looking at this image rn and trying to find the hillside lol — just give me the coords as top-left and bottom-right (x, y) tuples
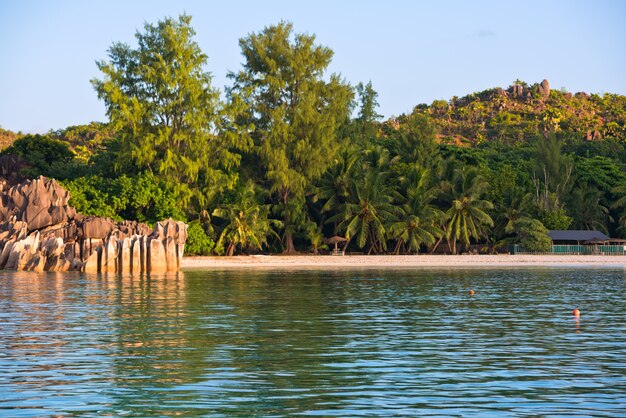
(407, 80), (626, 146)
(0, 127), (22, 150)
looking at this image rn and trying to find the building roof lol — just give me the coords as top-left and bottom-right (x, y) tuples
(548, 230), (609, 242)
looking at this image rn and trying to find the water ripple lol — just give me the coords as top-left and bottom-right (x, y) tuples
(0, 268), (625, 416)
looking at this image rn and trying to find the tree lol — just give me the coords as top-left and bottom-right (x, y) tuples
(513, 218), (552, 252)
(388, 113), (439, 170)
(213, 182), (279, 256)
(63, 172), (186, 223)
(355, 81), (382, 124)
(532, 135), (573, 211)
(185, 221), (215, 255)
(1, 134), (76, 179)
(92, 14), (245, 208)
(442, 167), (494, 253)
(228, 21), (353, 253)
(567, 183), (610, 232)
(312, 144), (360, 228)
(612, 185), (626, 236)
(354, 81), (382, 140)
(331, 169), (401, 254)
(388, 167), (443, 254)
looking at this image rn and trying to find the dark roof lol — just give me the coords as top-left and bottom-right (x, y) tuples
(548, 230), (609, 241)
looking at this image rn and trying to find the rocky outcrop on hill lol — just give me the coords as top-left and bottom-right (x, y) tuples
(0, 176), (187, 273)
(538, 79), (551, 99)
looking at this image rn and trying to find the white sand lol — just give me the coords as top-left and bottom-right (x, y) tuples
(182, 254), (626, 269)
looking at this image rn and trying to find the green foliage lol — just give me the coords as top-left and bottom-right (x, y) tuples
(442, 167), (494, 253)
(387, 113), (439, 169)
(413, 80), (626, 145)
(213, 181), (279, 256)
(185, 221), (215, 255)
(611, 185), (626, 236)
(228, 21), (353, 252)
(388, 166), (443, 254)
(352, 81), (382, 140)
(567, 183), (610, 232)
(514, 218), (552, 252)
(7, 20), (626, 257)
(0, 127), (22, 150)
(63, 172), (185, 224)
(537, 208), (573, 230)
(532, 136), (573, 209)
(0, 134), (78, 179)
(331, 169), (401, 254)
(92, 14), (246, 209)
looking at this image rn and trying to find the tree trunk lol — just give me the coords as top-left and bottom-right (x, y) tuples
(227, 242), (235, 257)
(284, 229), (296, 254)
(430, 235), (444, 254)
(394, 239), (402, 255)
(280, 187), (297, 254)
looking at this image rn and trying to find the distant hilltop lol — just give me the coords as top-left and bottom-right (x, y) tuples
(394, 79), (626, 146)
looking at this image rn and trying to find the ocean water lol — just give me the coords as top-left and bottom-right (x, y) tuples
(0, 267), (625, 416)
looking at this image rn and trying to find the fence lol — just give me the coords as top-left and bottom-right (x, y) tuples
(511, 244), (626, 255)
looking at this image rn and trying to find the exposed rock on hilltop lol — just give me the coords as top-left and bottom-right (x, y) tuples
(0, 175), (187, 273)
(538, 79), (550, 98)
(409, 79), (626, 145)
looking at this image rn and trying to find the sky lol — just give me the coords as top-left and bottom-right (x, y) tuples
(0, 0), (625, 133)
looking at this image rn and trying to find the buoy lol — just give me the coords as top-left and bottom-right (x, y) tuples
(469, 290), (475, 295)
(573, 309), (580, 317)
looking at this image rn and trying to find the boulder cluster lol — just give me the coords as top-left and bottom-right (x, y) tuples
(500, 79), (551, 101)
(0, 175), (187, 273)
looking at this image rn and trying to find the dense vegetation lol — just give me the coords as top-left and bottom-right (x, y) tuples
(1, 15), (625, 255)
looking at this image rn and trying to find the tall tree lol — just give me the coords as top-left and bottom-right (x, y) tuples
(92, 14), (245, 208)
(354, 81), (382, 140)
(532, 135), (573, 211)
(531, 135), (574, 229)
(228, 21), (353, 253)
(355, 81), (382, 124)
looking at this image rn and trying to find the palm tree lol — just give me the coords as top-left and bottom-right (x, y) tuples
(567, 183), (611, 233)
(313, 145), (360, 216)
(490, 186), (534, 251)
(388, 166), (443, 254)
(611, 184), (626, 236)
(443, 167), (494, 254)
(213, 182), (279, 256)
(331, 169), (401, 254)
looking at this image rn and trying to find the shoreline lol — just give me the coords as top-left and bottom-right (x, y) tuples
(182, 254), (626, 269)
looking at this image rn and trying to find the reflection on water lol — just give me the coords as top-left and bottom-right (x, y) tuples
(0, 268), (625, 415)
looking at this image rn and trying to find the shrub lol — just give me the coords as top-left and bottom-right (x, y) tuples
(185, 221), (215, 255)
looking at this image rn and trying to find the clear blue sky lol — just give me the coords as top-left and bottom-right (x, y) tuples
(1, 0), (625, 133)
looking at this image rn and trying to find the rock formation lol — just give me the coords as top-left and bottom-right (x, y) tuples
(0, 176), (187, 273)
(538, 79), (550, 99)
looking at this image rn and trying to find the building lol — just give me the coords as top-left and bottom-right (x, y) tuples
(547, 230), (626, 255)
(547, 230), (609, 245)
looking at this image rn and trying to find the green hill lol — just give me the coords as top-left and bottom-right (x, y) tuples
(407, 79), (626, 146)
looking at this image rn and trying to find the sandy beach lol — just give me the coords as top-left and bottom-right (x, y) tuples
(182, 254), (626, 269)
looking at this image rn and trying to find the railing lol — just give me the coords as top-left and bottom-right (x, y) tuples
(511, 244), (626, 255)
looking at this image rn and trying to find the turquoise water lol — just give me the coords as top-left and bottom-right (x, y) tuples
(0, 267), (625, 416)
